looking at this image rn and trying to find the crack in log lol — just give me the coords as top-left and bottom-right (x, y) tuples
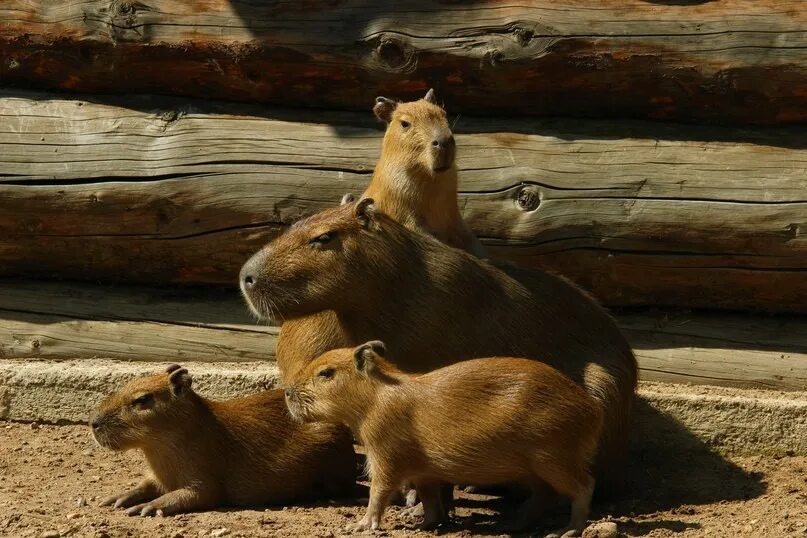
(0, 306), (272, 334)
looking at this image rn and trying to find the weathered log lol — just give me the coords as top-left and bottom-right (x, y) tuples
(0, 1), (805, 125)
(1, 280), (805, 390)
(0, 91), (805, 312)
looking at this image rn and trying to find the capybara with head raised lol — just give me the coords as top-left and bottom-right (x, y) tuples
(240, 199), (637, 489)
(285, 341), (603, 535)
(90, 365), (356, 516)
(363, 88), (484, 257)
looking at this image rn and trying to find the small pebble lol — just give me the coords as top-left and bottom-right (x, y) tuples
(30, 422), (39, 430)
(583, 521), (618, 538)
(66, 512), (81, 520)
(210, 529), (230, 538)
(41, 532), (60, 538)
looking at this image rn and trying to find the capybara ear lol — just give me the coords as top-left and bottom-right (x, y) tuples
(169, 368), (192, 395)
(424, 88), (438, 104)
(373, 97), (397, 123)
(355, 198), (377, 227)
(165, 364), (182, 374)
(353, 340), (386, 376)
(340, 193), (357, 206)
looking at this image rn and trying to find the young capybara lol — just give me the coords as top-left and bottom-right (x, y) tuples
(363, 88), (485, 257)
(240, 199), (637, 490)
(285, 341), (603, 536)
(90, 365), (356, 516)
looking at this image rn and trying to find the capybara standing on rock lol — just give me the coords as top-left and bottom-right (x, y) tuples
(240, 199), (637, 489)
(285, 341), (603, 536)
(90, 365), (356, 516)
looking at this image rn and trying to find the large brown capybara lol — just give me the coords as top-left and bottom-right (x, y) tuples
(240, 199), (637, 492)
(90, 365), (356, 516)
(286, 341), (603, 536)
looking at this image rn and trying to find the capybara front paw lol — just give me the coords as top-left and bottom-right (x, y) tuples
(347, 515), (378, 532)
(99, 492), (140, 509)
(124, 503), (164, 517)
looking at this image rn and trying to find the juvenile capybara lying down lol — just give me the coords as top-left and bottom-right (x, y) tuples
(285, 341), (603, 536)
(90, 365), (356, 516)
(240, 199), (637, 489)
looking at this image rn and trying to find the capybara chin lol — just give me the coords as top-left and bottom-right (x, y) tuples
(240, 199), (636, 491)
(89, 365), (356, 516)
(286, 341), (603, 536)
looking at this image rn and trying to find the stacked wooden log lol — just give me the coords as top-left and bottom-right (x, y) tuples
(0, 1), (805, 393)
(1, 91), (804, 312)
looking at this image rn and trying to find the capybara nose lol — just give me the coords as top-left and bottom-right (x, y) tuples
(239, 253), (261, 290)
(432, 135), (455, 149)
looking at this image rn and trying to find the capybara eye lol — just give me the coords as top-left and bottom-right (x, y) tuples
(131, 393), (154, 408)
(309, 232), (334, 246)
(400, 120), (410, 129)
(317, 368), (335, 380)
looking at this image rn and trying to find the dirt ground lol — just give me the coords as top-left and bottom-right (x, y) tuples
(0, 422), (805, 538)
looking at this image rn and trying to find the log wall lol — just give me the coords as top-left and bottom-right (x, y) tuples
(1, 280), (804, 391)
(0, 1), (805, 124)
(1, 92), (805, 312)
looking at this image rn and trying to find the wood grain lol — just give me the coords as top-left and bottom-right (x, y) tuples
(1, 91), (805, 312)
(1, 280), (804, 390)
(0, 1), (805, 124)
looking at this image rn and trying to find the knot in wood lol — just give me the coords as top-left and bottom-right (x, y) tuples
(377, 38), (407, 69)
(514, 28), (534, 47)
(515, 186), (541, 211)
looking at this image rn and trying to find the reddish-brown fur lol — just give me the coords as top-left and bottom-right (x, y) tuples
(240, 200), (637, 490)
(90, 365), (356, 516)
(276, 90), (483, 387)
(285, 342), (603, 535)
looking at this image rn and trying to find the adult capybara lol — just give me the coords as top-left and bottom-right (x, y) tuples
(286, 341), (603, 536)
(90, 365), (356, 516)
(240, 199), (637, 489)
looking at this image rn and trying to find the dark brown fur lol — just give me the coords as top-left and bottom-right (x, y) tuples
(90, 365), (356, 516)
(286, 342), (603, 535)
(240, 201), (637, 489)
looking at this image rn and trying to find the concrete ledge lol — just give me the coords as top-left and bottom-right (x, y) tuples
(1, 359), (805, 456)
(0, 359), (280, 424)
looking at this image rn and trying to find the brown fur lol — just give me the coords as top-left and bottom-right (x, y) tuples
(240, 201), (637, 490)
(276, 90), (483, 387)
(364, 89), (484, 256)
(286, 342), (603, 534)
(89, 365), (356, 516)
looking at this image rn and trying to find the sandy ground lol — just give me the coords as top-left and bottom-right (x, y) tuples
(0, 422), (805, 538)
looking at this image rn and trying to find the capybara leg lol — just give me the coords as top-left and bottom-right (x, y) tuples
(123, 487), (209, 517)
(499, 483), (543, 532)
(99, 479), (160, 509)
(415, 482), (449, 530)
(544, 474), (595, 538)
(348, 478), (396, 532)
(405, 487), (419, 507)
